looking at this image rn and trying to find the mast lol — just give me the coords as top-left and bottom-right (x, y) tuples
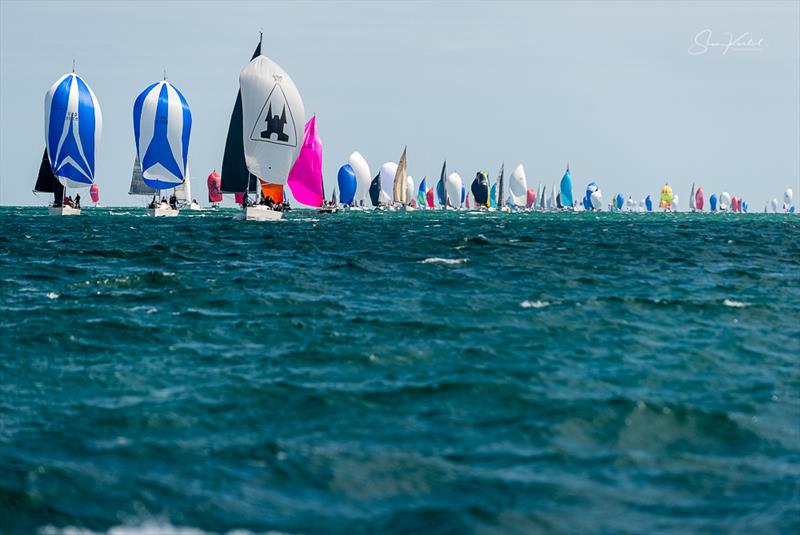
(498, 163), (505, 208)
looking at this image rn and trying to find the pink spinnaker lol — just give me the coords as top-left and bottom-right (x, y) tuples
(695, 187), (704, 211)
(287, 116), (323, 207)
(207, 171), (223, 203)
(90, 183), (99, 204)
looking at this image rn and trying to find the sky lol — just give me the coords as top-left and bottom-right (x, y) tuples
(1, 0), (798, 207)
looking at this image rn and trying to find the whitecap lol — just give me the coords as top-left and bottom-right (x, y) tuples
(38, 522), (285, 535)
(520, 300), (550, 309)
(46, 292), (59, 300)
(419, 257), (467, 265)
(723, 299), (749, 308)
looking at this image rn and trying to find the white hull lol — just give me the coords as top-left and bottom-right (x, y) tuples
(185, 202), (203, 211)
(49, 206), (81, 216)
(237, 205), (283, 221)
(148, 206), (180, 217)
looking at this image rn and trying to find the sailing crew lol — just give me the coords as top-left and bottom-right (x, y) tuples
(75, 194), (81, 208)
(169, 194), (177, 209)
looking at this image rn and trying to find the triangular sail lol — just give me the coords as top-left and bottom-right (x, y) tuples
(436, 160), (448, 207)
(368, 173), (381, 206)
(34, 148), (62, 200)
(129, 156), (157, 195)
(497, 163), (505, 208)
(392, 146), (408, 205)
(221, 42), (261, 193)
(689, 182), (696, 210)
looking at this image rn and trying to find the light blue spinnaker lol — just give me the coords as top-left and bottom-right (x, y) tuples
(559, 164), (573, 208)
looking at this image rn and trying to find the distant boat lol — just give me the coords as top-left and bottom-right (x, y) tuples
(695, 186), (704, 211)
(90, 183), (100, 206)
(770, 198), (779, 213)
(550, 183), (558, 210)
(560, 164), (573, 208)
(526, 188), (536, 209)
(380, 161), (397, 206)
(689, 182), (696, 211)
(460, 183), (466, 208)
(426, 187), (434, 208)
(719, 191), (731, 211)
(337, 164), (357, 206)
(391, 146), (409, 207)
(539, 183), (546, 210)
(436, 161), (448, 208)
(659, 183), (673, 211)
(784, 188), (794, 212)
(645, 194), (653, 212)
(710, 193), (718, 212)
(368, 172), (381, 207)
(615, 193), (624, 211)
(287, 116), (324, 209)
(590, 189), (603, 210)
(471, 171), (489, 207)
(497, 163), (506, 210)
(207, 171), (222, 207)
(42, 70), (103, 215)
(417, 177), (427, 208)
(133, 78), (192, 217)
(508, 165), (527, 209)
(445, 172), (463, 209)
(348, 152), (371, 207)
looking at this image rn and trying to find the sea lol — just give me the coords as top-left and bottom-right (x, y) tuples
(1, 206), (798, 534)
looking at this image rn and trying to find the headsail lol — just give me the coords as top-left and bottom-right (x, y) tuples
(129, 156), (157, 195)
(436, 160), (448, 207)
(497, 163), (505, 208)
(34, 148), (63, 200)
(392, 146), (408, 205)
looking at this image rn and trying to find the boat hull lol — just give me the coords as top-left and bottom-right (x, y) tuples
(48, 206), (81, 216)
(237, 206), (283, 221)
(147, 206), (180, 217)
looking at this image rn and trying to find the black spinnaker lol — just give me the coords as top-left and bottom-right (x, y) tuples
(368, 173), (381, 206)
(471, 171), (489, 206)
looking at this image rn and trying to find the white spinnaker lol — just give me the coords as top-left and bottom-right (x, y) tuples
(785, 188), (794, 207)
(590, 190), (603, 210)
(719, 191), (731, 211)
(445, 172), (463, 209)
(770, 198), (779, 213)
(672, 194), (679, 210)
(380, 162), (397, 204)
(406, 175), (415, 204)
(348, 152), (372, 203)
(240, 54), (305, 184)
(509, 165), (527, 197)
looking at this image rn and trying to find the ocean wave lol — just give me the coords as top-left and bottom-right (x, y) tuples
(723, 299), (750, 308)
(39, 523), (288, 535)
(520, 300), (550, 309)
(419, 257), (467, 265)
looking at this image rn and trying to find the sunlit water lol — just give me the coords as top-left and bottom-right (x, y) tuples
(1, 206), (798, 534)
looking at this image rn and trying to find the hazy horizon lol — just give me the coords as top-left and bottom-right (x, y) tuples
(1, 0), (798, 208)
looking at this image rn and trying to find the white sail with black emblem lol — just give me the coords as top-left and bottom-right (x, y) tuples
(240, 53), (305, 184)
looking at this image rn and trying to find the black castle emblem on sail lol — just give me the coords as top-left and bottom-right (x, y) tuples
(249, 84), (297, 147)
(261, 104), (289, 142)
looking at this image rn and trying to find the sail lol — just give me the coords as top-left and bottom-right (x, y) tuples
(45, 72), (102, 188)
(34, 148), (61, 197)
(287, 116), (323, 207)
(689, 182), (696, 210)
(785, 188), (794, 208)
(239, 49), (305, 183)
(129, 156), (157, 195)
(590, 190), (603, 210)
(509, 165), (527, 197)
(133, 80), (191, 190)
(489, 182), (498, 208)
(261, 181), (284, 203)
(417, 177), (427, 206)
(526, 188), (536, 208)
(391, 147), (408, 205)
(615, 193), (624, 210)
(497, 163), (505, 208)
(426, 187), (434, 208)
(710, 193), (718, 211)
(539, 184), (546, 209)
(560, 165), (573, 207)
(719, 191), (731, 211)
(445, 172), (463, 208)
(337, 164), (357, 205)
(460, 184), (466, 206)
(436, 161), (448, 207)
(221, 42), (260, 193)
(207, 171), (223, 203)
(471, 172), (489, 206)
(175, 171), (192, 201)
(695, 187), (704, 211)
(368, 173), (381, 206)
(348, 152), (371, 204)
(731, 196), (739, 212)
(90, 183), (99, 204)
(405, 175), (414, 204)
(645, 194), (653, 212)
(379, 162), (397, 204)
(659, 184), (673, 208)
(550, 183), (557, 209)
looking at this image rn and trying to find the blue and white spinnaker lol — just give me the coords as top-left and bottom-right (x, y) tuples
(133, 81), (192, 190)
(45, 72), (103, 188)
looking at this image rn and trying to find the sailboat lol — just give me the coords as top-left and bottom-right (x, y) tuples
(560, 163), (573, 209)
(416, 177), (427, 209)
(175, 165), (202, 210)
(392, 146), (410, 209)
(207, 171), (223, 208)
(497, 163), (508, 212)
(337, 163), (357, 207)
(695, 186), (704, 211)
(226, 34), (305, 221)
(42, 70), (103, 215)
(133, 77), (192, 217)
(508, 165), (527, 210)
(128, 155), (157, 202)
(287, 116), (327, 212)
(348, 152), (371, 209)
(436, 161), (449, 209)
(368, 172), (382, 208)
(659, 183), (674, 211)
(445, 172), (463, 209)
(90, 184), (100, 207)
(689, 182), (696, 211)
(471, 171), (489, 209)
